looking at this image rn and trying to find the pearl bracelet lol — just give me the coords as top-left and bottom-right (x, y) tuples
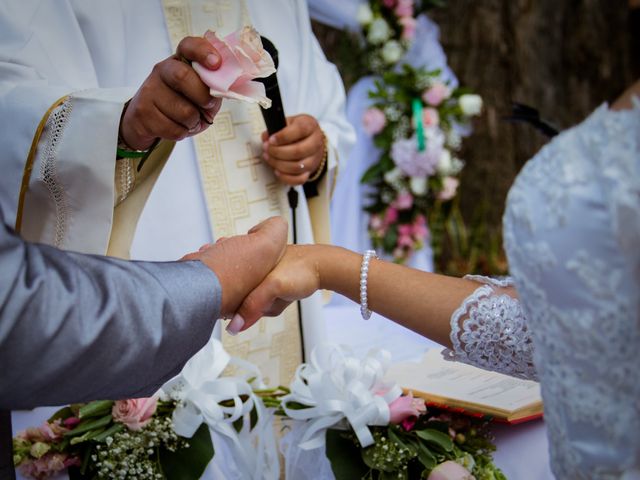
(360, 249), (377, 320)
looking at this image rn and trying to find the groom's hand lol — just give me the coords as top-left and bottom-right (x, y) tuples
(181, 217), (288, 320)
(120, 36), (223, 151)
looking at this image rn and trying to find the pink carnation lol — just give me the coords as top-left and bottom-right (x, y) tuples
(112, 396), (158, 431)
(362, 107), (387, 135)
(437, 176), (460, 201)
(394, 0), (414, 18)
(398, 16), (417, 40)
(193, 27), (276, 108)
(428, 461), (476, 480)
(388, 391), (426, 425)
(422, 83), (451, 107)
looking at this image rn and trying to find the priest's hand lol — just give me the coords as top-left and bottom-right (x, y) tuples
(261, 114), (325, 186)
(180, 217), (288, 322)
(119, 36), (223, 151)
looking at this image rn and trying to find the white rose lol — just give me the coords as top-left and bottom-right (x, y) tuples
(410, 176), (428, 196)
(381, 40), (403, 64)
(384, 167), (404, 184)
(356, 4), (373, 25)
(437, 149), (453, 176)
(459, 94), (483, 116)
(451, 157), (465, 175)
(367, 18), (391, 44)
(446, 129), (462, 150)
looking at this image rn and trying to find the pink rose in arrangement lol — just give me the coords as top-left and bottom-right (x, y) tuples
(193, 27), (276, 108)
(394, 0), (414, 18)
(112, 396), (158, 431)
(423, 107), (440, 127)
(19, 453), (80, 480)
(362, 107), (387, 135)
(384, 206), (399, 224)
(422, 82), (451, 107)
(398, 16), (417, 40)
(427, 460), (476, 480)
(388, 391), (427, 425)
(437, 176), (460, 201)
(393, 191), (414, 210)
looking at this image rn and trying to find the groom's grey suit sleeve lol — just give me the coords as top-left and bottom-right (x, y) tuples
(0, 209), (222, 409)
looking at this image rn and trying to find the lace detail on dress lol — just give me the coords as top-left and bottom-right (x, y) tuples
(40, 99), (73, 247)
(114, 158), (136, 205)
(443, 278), (537, 381)
(503, 101), (640, 478)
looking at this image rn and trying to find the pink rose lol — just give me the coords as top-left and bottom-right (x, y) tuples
(437, 176), (459, 201)
(422, 83), (451, 107)
(193, 27), (276, 108)
(384, 206), (399, 225)
(388, 391), (426, 425)
(427, 461), (476, 480)
(393, 191), (414, 210)
(112, 396), (158, 431)
(397, 234), (414, 248)
(395, 0), (414, 18)
(398, 16), (417, 40)
(423, 108), (440, 127)
(362, 107), (387, 135)
(370, 214), (384, 231)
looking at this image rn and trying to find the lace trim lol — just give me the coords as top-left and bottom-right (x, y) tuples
(40, 99), (73, 247)
(444, 281), (537, 381)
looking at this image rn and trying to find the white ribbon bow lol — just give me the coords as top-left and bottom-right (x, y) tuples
(281, 344), (402, 450)
(162, 339), (278, 480)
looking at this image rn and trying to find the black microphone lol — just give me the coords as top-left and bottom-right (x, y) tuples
(257, 36), (287, 135)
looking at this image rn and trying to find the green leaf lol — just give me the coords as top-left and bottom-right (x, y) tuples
(325, 429), (369, 480)
(92, 423), (124, 442)
(361, 162), (384, 184)
(47, 406), (75, 423)
(159, 423), (214, 480)
(64, 415), (112, 437)
(78, 400), (114, 419)
(416, 442), (437, 470)
(415, 429), (454, 452)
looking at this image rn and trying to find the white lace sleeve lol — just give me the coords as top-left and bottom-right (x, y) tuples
(442, 275), (537, 381)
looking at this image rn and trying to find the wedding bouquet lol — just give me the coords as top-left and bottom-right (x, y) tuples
(13, 343), (503, 480)
(361, 64), (482, 263)
(12, 398), (213, 480)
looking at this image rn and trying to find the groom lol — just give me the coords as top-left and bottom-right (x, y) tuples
(0, 213), (287, 479)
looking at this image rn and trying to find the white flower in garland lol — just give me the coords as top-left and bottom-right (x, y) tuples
(356, 4), (374, 25)
(381, 40), (403, 64)
(459, 94), (484, 116)
(410, 176), (428, 196)
(367, 18), (392, 44)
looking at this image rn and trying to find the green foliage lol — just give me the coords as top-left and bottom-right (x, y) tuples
(159, 423), (215, 480)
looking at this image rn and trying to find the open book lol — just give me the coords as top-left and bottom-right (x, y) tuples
(385, 349), (543, 424)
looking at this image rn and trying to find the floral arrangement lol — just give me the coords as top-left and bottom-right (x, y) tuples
(12, 397), (214, 480)
(13, 343), (503, 480)
(361, 64), (482, 263)
(325, 404), (506, 480)
(355, 0), (446, 74)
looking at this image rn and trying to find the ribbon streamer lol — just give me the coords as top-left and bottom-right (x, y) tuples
(281, 344), (402, 450)
(162, 339), (279, 480)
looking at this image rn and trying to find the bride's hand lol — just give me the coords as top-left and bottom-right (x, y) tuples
(234, 245), (322, 331)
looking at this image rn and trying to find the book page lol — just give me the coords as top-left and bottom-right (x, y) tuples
(385, 349), (541, 413)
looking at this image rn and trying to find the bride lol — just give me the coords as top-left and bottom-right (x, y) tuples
(231, 80), (640, 479)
